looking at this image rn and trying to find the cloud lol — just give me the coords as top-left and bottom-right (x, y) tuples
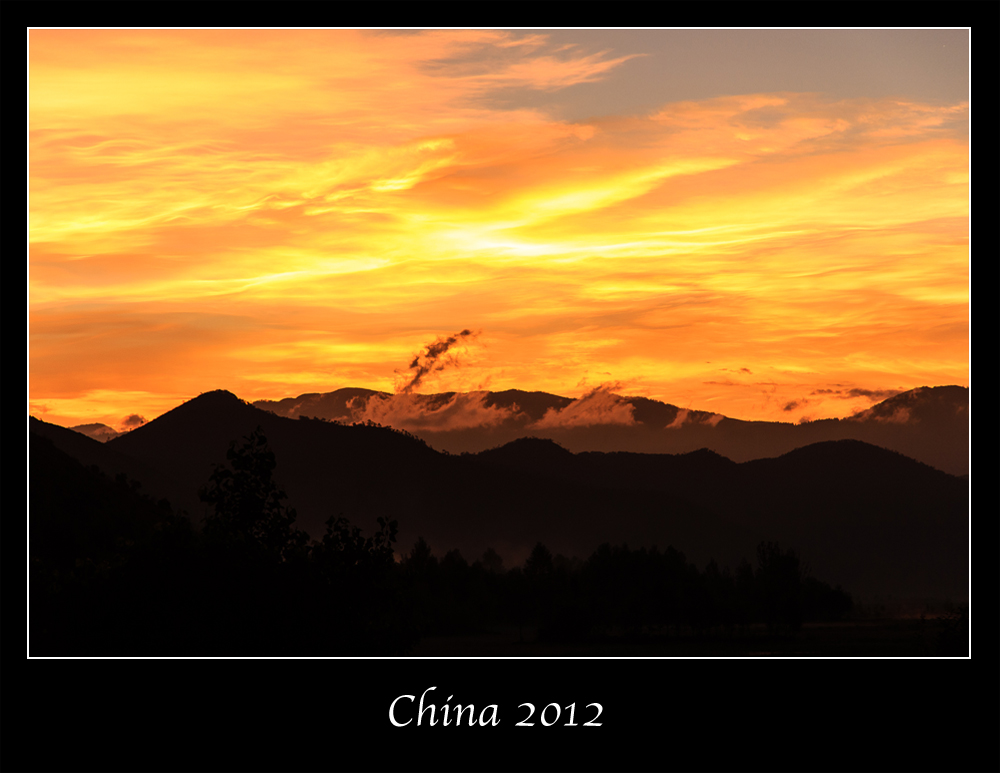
(348, 390), (521, 432)
(667, 408), (725, 429)
(848, 387), (923, 424)
(666, 408), (690, 429)
(851, 405), (912, 424)
(845, 388), (903, 401)
(397, 329), (479, 395)
(119, 413), (146, 432)
(29, 30), (968, 428)
(531, 384), (636, 429)
(809, 387), (903, 401)
(120, 413), (147, 429)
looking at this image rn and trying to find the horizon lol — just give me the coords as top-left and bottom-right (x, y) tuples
(32, 381), (966, 436)
(29, 30), (969, 435)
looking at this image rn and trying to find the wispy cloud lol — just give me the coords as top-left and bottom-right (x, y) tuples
(531, 384), (636, 429)
(349, 391), (521, 432)
(29, 30), (968, 428)
(397, 329), (478, 395)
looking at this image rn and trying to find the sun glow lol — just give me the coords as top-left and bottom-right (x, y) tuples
(30, 30), (968, 429)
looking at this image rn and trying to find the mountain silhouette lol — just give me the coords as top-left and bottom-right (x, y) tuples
(68, 423), (121, 442)
(249, 385), (968, 475)
(29, 416), (195, 516)
(32, 388), (967, 600)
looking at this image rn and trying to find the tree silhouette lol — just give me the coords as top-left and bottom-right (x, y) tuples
(199, 427), (308, 560)
(755, 541), (804, 631)
(524, 542), (554, 578)
(480, 547), (504, 574)
(312, 514), (398, 577)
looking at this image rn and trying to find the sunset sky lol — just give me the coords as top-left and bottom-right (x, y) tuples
(28, 29), (969, 431)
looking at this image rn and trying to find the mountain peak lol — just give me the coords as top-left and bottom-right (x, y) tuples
(477, 436), (575, 468)
(187, 389), (245, 407)
(163, 389), (260, 418)
(109, 389), (262, 448)
(849, 385), (968, 425)
(69, 423), (122, 442)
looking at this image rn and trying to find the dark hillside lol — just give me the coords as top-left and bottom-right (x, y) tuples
(249, 384), (968, 474)
(29, 416), (193, 516)
(35, 391), (968, 601)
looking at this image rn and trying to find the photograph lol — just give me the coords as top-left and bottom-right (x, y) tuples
(29, 29), (969, 663)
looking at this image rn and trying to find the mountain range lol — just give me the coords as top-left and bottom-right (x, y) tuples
(73, 385), (969, 475)
(30, 386), (968, 600)
(255, 384), (969, 475)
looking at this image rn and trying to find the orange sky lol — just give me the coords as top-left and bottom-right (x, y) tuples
(29, 29), (969, 430)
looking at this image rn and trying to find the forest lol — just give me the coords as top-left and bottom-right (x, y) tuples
(32, 427), (965, 657)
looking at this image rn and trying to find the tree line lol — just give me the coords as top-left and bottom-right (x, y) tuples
(31, 428), (852, 656)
